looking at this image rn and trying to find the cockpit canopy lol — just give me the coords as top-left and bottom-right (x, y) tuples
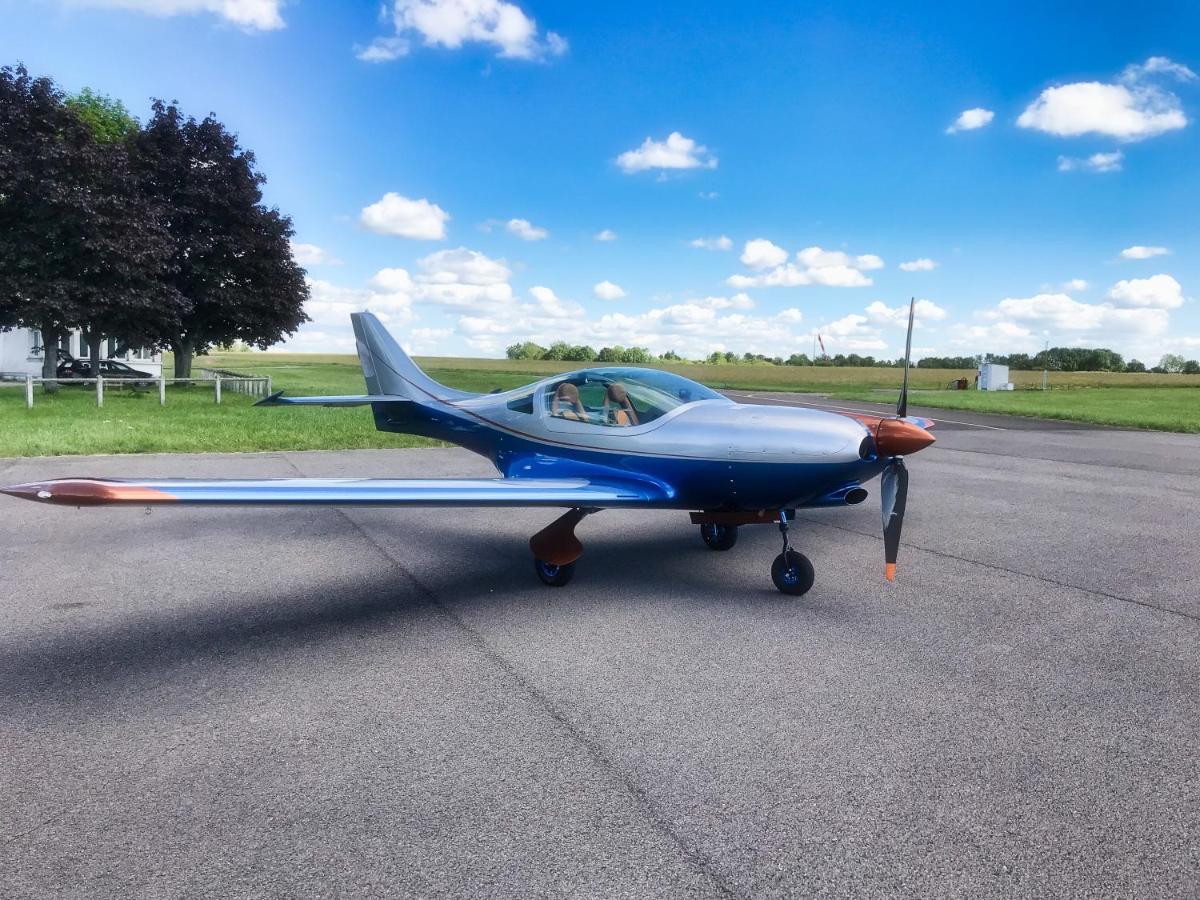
(543, 367), (723, 428)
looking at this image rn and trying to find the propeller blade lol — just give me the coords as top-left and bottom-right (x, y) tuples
(880, 458), (909, 581)
(897, 297), (915, 419)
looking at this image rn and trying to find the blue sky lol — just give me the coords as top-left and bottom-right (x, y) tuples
(4, 0), (1198, 362)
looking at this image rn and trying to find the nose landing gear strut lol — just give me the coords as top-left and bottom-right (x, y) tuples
(770, 510), (815, 596)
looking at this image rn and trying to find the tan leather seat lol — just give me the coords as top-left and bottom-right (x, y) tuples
(551, 382), (587, 421)
(603, 383), (639, 426)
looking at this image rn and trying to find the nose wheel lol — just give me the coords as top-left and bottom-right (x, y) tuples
(534, 558), (576, 587)
(771, 511), (814, 596)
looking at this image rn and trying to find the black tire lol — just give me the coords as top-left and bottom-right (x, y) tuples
(534, 558), (575, 587)
(699, 522), (739, 551)
(771, 550), (815, 596)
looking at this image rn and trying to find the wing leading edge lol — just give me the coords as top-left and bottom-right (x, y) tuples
(1, 476), (668, 508)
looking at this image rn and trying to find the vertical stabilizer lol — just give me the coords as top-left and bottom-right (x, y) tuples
(351, 313), (475, 403)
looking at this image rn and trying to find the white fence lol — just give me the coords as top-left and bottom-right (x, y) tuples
(0, 373), (271, 408)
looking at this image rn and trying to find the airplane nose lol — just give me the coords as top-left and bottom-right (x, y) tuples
(875, 418), (935, 457)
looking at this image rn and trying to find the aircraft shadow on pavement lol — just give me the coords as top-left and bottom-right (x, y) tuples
(0, 525), (850, 710)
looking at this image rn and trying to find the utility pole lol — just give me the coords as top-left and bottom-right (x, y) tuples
(1041, 338), (1049, 391)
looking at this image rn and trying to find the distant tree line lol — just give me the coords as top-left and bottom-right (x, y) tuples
(0, 63), (309, 385)
(508, 338), (1199, 374)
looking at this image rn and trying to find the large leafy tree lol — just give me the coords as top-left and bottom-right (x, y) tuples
(134, 102), (309, 377)
(0, 66), (177, 386)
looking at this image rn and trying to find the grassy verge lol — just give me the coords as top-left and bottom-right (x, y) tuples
(2, 353), (1198, 457)
(843, 387), (1200, 432)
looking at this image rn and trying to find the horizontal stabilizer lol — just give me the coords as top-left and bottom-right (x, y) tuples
(2, 476), (668, 508)
(255, 391), (410, 407)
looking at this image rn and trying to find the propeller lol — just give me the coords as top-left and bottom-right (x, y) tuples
(880, 298), (921, 582)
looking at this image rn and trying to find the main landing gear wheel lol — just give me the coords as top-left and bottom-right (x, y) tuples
(771, 550), (815, 596)
(699, 522), (739, 551)
(534, 558), (575, 587)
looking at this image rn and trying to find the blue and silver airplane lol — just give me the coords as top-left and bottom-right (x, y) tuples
(2, 303), (935, 595)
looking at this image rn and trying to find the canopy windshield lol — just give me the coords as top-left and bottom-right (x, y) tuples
(545, 368), (723, 428)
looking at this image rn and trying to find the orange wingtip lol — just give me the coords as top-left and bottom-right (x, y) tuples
(885, 562), (896, 582)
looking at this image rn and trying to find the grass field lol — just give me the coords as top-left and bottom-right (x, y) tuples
(1, 351), (1198, 457)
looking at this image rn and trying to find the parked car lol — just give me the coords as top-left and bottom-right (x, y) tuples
(58, 359), (156, 387)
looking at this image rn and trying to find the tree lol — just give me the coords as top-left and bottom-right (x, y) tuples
(65, 87), (179, 379)
(1126, 359), (1146, 373)
(134, 101), (308, 377)
(1183, 360), (1200, 375)
(0, 66), (175, 390)
(1159, 353), (1186, 374)
(65, 88), (138, 143)
(563, 344), (597, 361)
(505, 340), (545, 360)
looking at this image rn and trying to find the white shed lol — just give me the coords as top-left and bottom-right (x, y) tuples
(977, 363), (1013, 391)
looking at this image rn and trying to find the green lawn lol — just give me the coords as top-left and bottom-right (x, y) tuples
(2, 353), (1198, 457)
(848, 387), (1200, 433)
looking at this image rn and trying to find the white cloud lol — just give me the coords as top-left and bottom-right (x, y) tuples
(1057, 151), (1123, 173)
(1106, 274), (1184, 309)
(690, 235), (733, 251)
(360, 192), (450, 239)
(945, 107), (994, 134)
(616, 131), (717, 174)
(356, 37), (410, 62)
(290, 242), (341, 267)
(369, 267), (415, 293)
(991, 292), (1170, 335)
(527, 286), (583, 319)
(69, 0), (284, 30)
(1121, 245), (1170, 259)
(1018, 56), (1195, 141)
(865, 299), (947, 325)
(594, 229), (618, 242)
(731, 243), (883, 289)
(364, 0), (567, 62)
(740, 238), (788, 270)
(899, 258), (937, 272)
(409, 247), (513, 309)
(593, 280), (627, 301)
(1062, 278), (1089, 292)
(698, 191), (719, 200)
(505, 217), (548, 241)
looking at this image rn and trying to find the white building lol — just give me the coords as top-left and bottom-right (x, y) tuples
(0, 327), (163, 377)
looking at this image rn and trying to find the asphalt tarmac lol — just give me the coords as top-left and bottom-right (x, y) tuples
(2, 397), (1198, 898)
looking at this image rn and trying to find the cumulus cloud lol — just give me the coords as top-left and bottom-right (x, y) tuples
(359, 0), (567, 62)
(1121, 245), (1170, 259)
(865, 299), (947, 326)
(988, 292), (1170, 336)
(594, 229), (618, 242)
(740, 239), (788, 270)
(945, 107), (994, 134)
(505, 217), (548, 241)
(730, 243), (883, 289)
(527, 286), (583, 319)
(899, 258), (937, 272)
(290, 242), (341, 267)
(1057, 151), (1123, 173)
(1062, 279), (1089, 292)
(616, 132), (717, 174)
(690, 235), (733, 251)
(1106, 274), (1184, 309)
(360, 192), (450, 240)
(593, 280), (627, 301)
(67, 0), (285, 30)
(1018, 56), (1195, 141)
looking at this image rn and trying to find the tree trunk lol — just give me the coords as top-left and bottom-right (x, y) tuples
(40, 325), (60, 395)
(174, 338), (193, 379)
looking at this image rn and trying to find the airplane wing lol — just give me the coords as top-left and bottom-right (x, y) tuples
(254, 391), (409, 407)
(1, 476), (670, 508)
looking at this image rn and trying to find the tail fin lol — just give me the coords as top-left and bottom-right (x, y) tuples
(351, 312), (475, 403)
